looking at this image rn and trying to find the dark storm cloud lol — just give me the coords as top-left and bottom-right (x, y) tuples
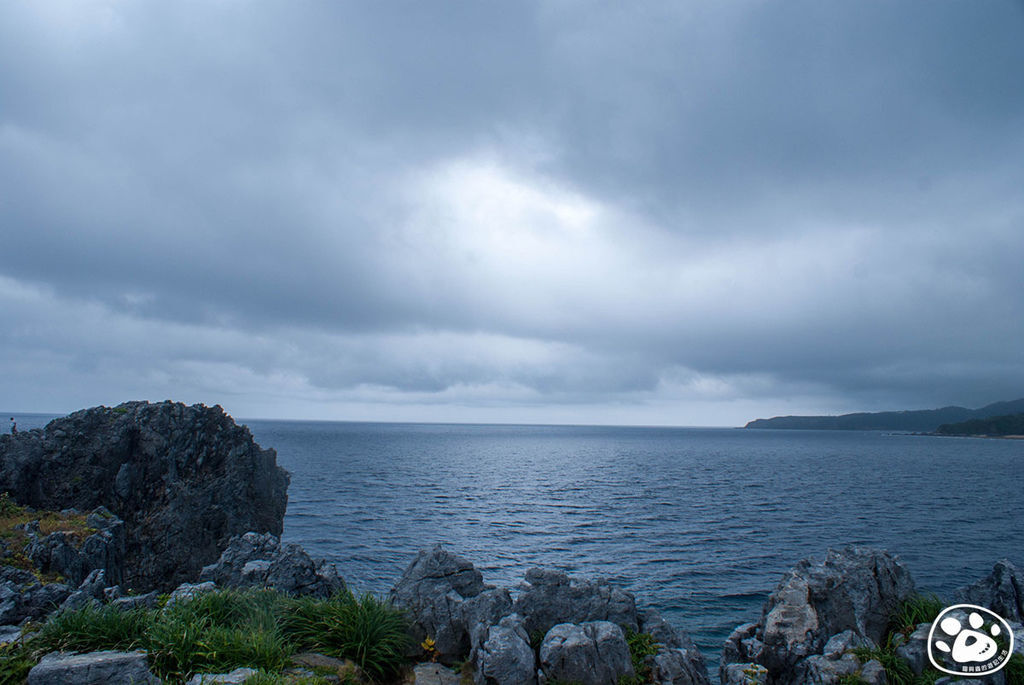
(1, 1), (1023, 423)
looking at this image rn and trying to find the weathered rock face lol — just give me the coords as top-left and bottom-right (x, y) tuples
(389, 545), (500, 662)
(473, 614), (536, 685)
(27, 650), (160, 685)
(721, 547), (915, 685)
(0, 401), (289, 591)
(956, 559), (1024, 623)
(392, 546), (708, 685)
(513, 567), (639, 637)
(25, 507), (126, 587)
(0, 566), (72, 625)
(538, 621), (635, 685)
(198, 532), (344, 598)
(639, 607), (710, 685)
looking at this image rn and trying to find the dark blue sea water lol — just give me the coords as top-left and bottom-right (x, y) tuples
(7, 413), (1022, 666)
(239, 420), (1023, 666)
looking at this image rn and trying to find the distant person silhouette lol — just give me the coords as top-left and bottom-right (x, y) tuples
(8, 418), (15, 435)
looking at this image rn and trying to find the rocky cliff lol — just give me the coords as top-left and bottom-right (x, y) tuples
(0, 401), (289, 591)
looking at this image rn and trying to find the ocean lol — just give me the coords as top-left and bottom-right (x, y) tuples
(243, 420), (1023, 666)
(9, 413), (1022, 666)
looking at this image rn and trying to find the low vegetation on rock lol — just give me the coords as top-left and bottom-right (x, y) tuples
(0, 587), (409, 684)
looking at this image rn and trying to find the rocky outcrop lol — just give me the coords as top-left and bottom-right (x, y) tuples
(538, 621), (634, 685)
(513, 567), (639, 637)
(473, 614), (536, 685)
(27, 650), (159, 684)
(390, 546), (510, 662)
(0, 401), (289, 591)
(638, 607), (709, 685)
(0, 566), (72, 625)
(24, 507), (125, 587)
(956, 559), (1024, 623)
(198, 532), (344, 598)
(720, 546), (915, 685)
(392, 546), (709, 685)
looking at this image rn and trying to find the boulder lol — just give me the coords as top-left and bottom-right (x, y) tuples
(165, 581), (216, 608)
(721, 547), (915, 684)
(185, 667), (258, 684)
(473, 614), (536, 685)
(538, 621), (634, 685)
(721, 663), (769, 685)
(198, 532), (344, 597)
(513, 567), (639, 637)
(860, 659), (888, 685)
(893, 623), (930, 676)
(0, 401), (289, 592)
(389, 545), (491, 661)
(27, 650), (159, 684)
(956, 560), (1024, 622)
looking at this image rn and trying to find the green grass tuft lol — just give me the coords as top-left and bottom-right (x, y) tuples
(888, 594), (945, 638)
(278, 590), (409, 680)
(617, 630), (659, 685)
(36, 603), (150, 653)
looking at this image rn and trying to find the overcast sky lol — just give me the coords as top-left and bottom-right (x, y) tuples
(2, 1), (1023, 426)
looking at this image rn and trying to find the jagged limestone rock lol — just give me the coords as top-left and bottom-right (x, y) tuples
(538, 621), (634, 685)
(198, 532), (344, 597)
(27, 650), (159, 685)
(0, 401), (289, 591)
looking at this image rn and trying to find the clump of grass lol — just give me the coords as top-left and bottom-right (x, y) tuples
(850, 594), (949, 685)
(852, 639), (915, 685)
(888, 594), (945, 638)
(617, 630), (659, 684)
(36, 602), (150, 653)
(278, 590), (409, 680)
(148, 588), (293, 681)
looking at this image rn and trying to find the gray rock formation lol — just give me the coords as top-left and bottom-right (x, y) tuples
(639, 608), (710, 685)
(0, 566), (72, 625)
(60, 568), (110, 612)
(538, 621), (634, 685)
(389, 545), (495, 662)
(0, 401), (290, 591)
(859, 659), (888, 685)
(956, 559), (1024, 623)
(392, 545), (707, 684)
(27, 650), (159, 684)
(185, 667), (258, 684)
(513, 567), (639, 637)
(721, 662), (769, 685)
(721, 547), (915, 685)
(165, 581), (216, 608)
(473, 614), (536, 685)
(198, 532), (344, 597)
(892, 623), (930, 676)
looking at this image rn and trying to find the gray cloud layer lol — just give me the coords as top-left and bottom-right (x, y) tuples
(2, 1), (1023, 425)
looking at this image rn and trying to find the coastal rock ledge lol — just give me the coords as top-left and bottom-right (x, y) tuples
(0, 401), (289, 591)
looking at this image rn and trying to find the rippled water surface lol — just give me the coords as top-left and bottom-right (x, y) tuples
(241, 420), (1024, 663)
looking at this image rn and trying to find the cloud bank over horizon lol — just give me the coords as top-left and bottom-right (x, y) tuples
(2, 1), (1023, 426)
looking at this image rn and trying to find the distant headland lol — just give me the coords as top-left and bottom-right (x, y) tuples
(744, 397), (1024, 432)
